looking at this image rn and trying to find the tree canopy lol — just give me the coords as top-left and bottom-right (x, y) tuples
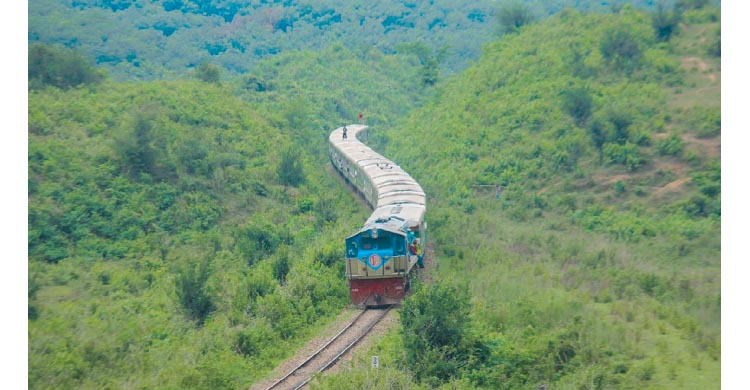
(28, 43), (104, 89)
(28, 2), (721, 389)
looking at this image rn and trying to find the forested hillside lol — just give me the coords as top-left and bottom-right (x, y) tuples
(29, 0), (498, 80)
(30, 0), (677, 80)
(27, 45), (428, 388)
(28, 1), (721, 389)
(315, 4), (721, 390)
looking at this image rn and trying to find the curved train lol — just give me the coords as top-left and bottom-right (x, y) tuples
(328, 125), (426, 306)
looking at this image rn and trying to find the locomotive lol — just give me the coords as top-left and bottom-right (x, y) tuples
(328, 125), (426, 306)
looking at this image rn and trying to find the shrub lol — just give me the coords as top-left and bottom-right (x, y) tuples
(114, 109), (176, 182)
(603, 142), (642, 171)
(588, 117), (609, 160)
(255, 293), (303, 339)
(272, 246), (291, 284)
(175, 258), (215, 325)
(613, 181), (626, 195)
(400, 282), (487, 384)
(682, 7), (720, 23)
(691, 162), (720, 198)
(277, 146), (305, 187)
(686, 107), (720, 138)
(606, 107), (633, 144)
(233, 219), (283, 265)
(680, 194), (716, 217)
(233, 320), (275, 357)
(657, 133), (685, 156)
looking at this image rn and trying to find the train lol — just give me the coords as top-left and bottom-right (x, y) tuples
(328, 124), (426, 307)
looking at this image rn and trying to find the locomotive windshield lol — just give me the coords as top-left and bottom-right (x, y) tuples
(360, 236), (392, 250)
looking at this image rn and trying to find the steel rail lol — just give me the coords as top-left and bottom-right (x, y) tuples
(291, 306), (393, 390)
(264, 308), (370, 390)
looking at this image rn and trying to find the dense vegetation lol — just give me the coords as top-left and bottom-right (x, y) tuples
(314, 4), (720, 390)
(29, 0), (693, 80)
(28, 1), (720, 389)
(29, 0), (498, 80)
(27, 43), (430, 388)
(28, 82), (349, 388)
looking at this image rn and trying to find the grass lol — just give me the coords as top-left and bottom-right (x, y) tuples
(420, 196), (719, 388)
(667, 19), (721, 111)
(292, 9), (723, 389)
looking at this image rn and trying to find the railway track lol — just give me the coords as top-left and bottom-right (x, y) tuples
(262, 306), (393, 390)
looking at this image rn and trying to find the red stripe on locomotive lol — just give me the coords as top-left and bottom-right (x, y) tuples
(349, 277), (406, 306)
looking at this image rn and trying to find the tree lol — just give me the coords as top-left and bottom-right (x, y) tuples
(28, 43), (104, 90)
(395, 42), (446, 87)
(115, 109), (174, 181)
(272, 246), (291, 284)
(707, 27), (720, 57)
(561, 86), (593, 127)
(606, 107), (633, 144)
(600, 27), (643, 73)
(277, 146), (305, 187)
(127, 115), (158, 176)
(496, 1), (534, 35)
(421, 57), (439, 86)
(588, 117), (608, 162)
(195, 62), (221, 84)
(651, 2), (682, 42)
(175, 257), (215, 325)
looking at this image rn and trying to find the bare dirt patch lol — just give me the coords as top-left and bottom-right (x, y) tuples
(647, 157), (693, 197)
(683, 133), (721, 159)
(681, 56), (709, 72)
(681, 56), (717, 82)
(652, 159), (689, 178)
(654, 177), (692, 197)
(595, 172), (632, 186)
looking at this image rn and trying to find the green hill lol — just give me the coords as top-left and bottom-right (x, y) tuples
(315, 5), (720, 390)
(27, 40), (437, 387)
(27, 3), (721, 390)
(29, 0), (684, 80)
(28, 0), (499, 79)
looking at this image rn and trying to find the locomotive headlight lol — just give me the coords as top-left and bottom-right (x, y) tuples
(372, 228), (378, 238)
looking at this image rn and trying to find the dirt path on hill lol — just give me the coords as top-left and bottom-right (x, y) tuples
(681, 56), (716, 82)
